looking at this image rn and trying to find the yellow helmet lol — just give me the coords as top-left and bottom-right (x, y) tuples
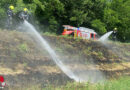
(24, 8), (28, 12)
(9, 5), (14, 10)
(114, 27), (117, 30)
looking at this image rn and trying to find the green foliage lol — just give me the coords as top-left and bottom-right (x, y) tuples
(43, 32), (57, 37)
(18, 76), (130, 90)
(0, 7), (6, 27)
(70, 10), (87, 26)
(0, 7), (5, 18)
(19, 43), (28, 52)
(33, 0), (45, 11)
(83, 47), (92, 56)
(92, 19), (107, 35)
(103, 8), (120, 29)
(49, 17), (59, 33)
(97, 51), (104, 59)
(0, 0), (129, 41)
(15, 0), (25, 12)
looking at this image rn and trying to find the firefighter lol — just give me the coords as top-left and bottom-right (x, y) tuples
(0, 75), (6, 89)
(19, 8), (29, 21)
(7, 5), (15, 29)
(112, 27), (117, 41)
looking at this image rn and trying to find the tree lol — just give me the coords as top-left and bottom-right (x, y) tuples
(91, 19), (107, 35)
(0, 0), (129, 41)
(103, 8), (120, 30)
(110, 0), (130, 41)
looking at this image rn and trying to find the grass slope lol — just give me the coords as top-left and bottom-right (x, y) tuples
(13, 76), (130, 90)
(0, 30), (129, 89)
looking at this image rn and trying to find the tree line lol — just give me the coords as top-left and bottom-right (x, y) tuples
(0, 0), (129, 41)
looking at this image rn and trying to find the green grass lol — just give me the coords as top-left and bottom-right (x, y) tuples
(19, 43), (28, 52)
(42, 32), (57, 36)
(16, 76), (130, 90)
(47, 76), (130, 90)
(97, 51), (104, 59)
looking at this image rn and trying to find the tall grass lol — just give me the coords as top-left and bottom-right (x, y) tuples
(10, 76), (130, 90)
(49, 76), (130, 90)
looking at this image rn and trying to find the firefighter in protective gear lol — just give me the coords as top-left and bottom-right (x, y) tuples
(0, 75), (6, 88)
(19, 8), (29, 21)
(7, 5), (15, 29)
(112, 27), (117, 41)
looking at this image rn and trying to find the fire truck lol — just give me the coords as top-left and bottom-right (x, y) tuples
(62, 25), (98, 40)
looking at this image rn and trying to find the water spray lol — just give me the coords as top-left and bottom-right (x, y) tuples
(99, 31), (113, 43)
(21, 20), (105, 83)
(22, 21), (84, 82)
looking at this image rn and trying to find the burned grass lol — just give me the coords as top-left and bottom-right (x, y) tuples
(0, 30), (129, 89)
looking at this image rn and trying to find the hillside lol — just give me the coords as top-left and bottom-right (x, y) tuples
(0, 30), (130, 89)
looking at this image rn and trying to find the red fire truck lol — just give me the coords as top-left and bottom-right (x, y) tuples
(62, 25), (98, 40)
